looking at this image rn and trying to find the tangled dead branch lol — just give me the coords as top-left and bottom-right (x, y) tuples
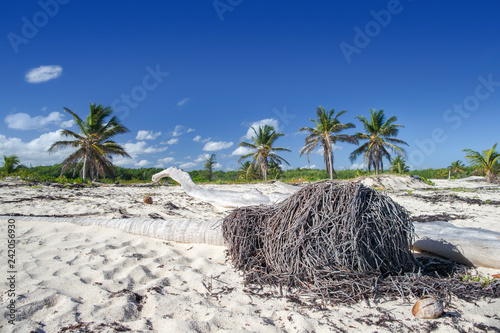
(222, 181), (500, 306)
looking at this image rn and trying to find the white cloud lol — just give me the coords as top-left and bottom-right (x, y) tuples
(231, 146), (254, 156)
(25, 65), (62, 83)
(136, 130), (162, 140)
(0, 130), (73, 166)
(187, 128), (195, 133)
(172, 125), (184, 137)
(214, 162), (222, 169)
(203, 141), (233, 151)
(166, 138), (179, 145)
(157, 157), (175, 165)
(313, 145), (342, 155)
(350, 162), (367, 169)
(193, 135), (201, 142)
(279, 164), (291, 171)
(113, 157), (135, 167)
(179, 162), (197, 169)
(177, 98), (190, 107)
(194, 154), (211, 163)
(244, 118), (280, 140)
(5, 112), (64, 130)
(135, 160), (150, 167)
(122, 141), (167, 159)
(41, 106), (48, 112)
(60, 120), (74, 128)
(302, 164), (317, 169)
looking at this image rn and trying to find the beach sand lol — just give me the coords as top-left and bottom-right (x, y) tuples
(1, 177), (499, 332)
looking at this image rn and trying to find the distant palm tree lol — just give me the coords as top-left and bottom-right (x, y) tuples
(448, 160), (465, 178)
(350, 109), (408, 175)
(238, 161), (259, 181)
(2, 155), (25, 174)
(48, 103), (131, 180)
(299, 106), (358, 180)
(238, 125), (290, 182)
(463, 143), (500, 182)
(389, 156), (409, 174)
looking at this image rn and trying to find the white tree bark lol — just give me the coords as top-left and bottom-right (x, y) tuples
(414, 221), (500, 269)
(152, 167), (298, 207)
(9, 216), (225, 245)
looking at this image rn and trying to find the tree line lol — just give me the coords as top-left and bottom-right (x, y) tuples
(1, 103), (499, 183)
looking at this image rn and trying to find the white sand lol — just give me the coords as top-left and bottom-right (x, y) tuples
(1, 177), (499, 332)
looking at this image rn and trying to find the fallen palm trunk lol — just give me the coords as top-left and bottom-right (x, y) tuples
(6, 216), (224, 245)
(414, 221), (500, 269)
(152, 167), (299, 207)
(6, 216), (500, 270)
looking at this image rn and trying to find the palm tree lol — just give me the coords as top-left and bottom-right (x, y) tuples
(238, 125), (290, 182)
(238, 161), (259, 181)
(299, 106), (358, 180)
(463, 143), (500, 182)
(350, 109), (408, 175)
(268, 160), (284, 180)
(389, 156), (409, 174)
(2, 155), (25, 174)
(448, 160), (465, 178)
(48, 103), (131, 180)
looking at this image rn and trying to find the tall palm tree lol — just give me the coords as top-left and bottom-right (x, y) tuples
(2, 155), (25, 174)
(299, 106), (358, 180)
(350, 109), (408, 175)
(448, 160), (465, 178)
(463, 143), (500, 182)
(48, 103), (131, 180)
(238, 125), (290, 182)
(389, 156), (409, 174)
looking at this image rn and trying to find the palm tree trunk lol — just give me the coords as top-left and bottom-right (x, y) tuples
(82, 153), (87, 180)
(328, 151), (334, 181)
(262, 157), (268, 182)
(487, 170), (493, 182)
(325, 137), (334, 181)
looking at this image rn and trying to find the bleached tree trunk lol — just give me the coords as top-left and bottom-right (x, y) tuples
(82, 153), (88, 180)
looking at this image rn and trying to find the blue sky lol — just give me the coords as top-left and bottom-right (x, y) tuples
(1, 0), (500, 172)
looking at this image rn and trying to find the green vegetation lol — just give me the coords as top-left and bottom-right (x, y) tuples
(299, 106), (358, 180)
(1, 155), (25, 174)
(448, 160), (466, 178)
(389, 156), (410, 174)
(462, 274), (497, 285)
(2, 102), (497, 186)
(203, 154), (217, 181)
(463, 143), (500, 182)
(350, 109), (408, 175)
(238, 125), (291, 182)
(48, 103), (131, 181)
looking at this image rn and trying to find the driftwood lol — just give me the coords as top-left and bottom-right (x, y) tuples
(414, 221), (500, 269)
(152, 167), (298, 207)
(8, 216), (224, 245)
